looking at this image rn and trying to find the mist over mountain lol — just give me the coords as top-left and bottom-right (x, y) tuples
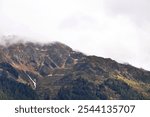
(1, 0), (150, 71)
(0, 37), (149, 100)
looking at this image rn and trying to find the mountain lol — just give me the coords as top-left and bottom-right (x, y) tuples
(0, 40), (149, 100)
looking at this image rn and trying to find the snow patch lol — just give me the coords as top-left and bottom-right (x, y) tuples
(26, 73), (36, 89)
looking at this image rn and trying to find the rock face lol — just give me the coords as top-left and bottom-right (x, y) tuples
(0, 41), (150, 100)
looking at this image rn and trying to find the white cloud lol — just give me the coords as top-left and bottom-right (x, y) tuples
(0, 0), (150, 70)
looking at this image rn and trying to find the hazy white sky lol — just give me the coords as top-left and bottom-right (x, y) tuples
(0, 0), (150, 70)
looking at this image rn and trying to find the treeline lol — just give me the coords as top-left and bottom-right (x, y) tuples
(0, 71), (38, 100)
(56, 77), (145, 100)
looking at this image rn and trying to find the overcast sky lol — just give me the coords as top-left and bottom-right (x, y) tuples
(0, 0), (150, 70)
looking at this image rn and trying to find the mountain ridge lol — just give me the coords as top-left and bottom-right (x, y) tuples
(0, 40), (149, 100)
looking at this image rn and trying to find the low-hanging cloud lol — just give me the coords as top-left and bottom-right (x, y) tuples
(0, 0), (150, 70)
(103, 0), (150, 70)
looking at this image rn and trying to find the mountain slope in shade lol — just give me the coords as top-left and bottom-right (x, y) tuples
(0, 40), (149, 100)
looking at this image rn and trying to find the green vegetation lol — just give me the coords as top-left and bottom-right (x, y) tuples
(0, 72), (38, 100)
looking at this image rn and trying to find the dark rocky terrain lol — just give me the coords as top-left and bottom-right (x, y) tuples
(0, 40), (150, 100)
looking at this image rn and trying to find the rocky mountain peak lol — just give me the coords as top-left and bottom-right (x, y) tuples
(0, 38), (149, 100)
